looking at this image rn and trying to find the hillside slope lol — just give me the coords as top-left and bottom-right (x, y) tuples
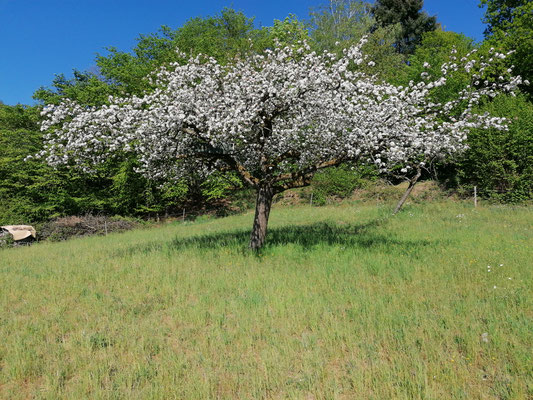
(1, 202), (532, 399)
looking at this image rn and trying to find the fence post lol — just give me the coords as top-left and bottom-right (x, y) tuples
(182, 208), (186, 222)
(474, 186), (477, 208)
(310, 193), (313, 206)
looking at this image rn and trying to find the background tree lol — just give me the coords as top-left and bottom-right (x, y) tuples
(359, 24), (406, 82)
(308, 1), (405, 82)
(33, 70), (114, 106)
(372, 0), (437, 55)
(401, 31), (477, 107)
(0, 104), (88, 224)
(308, 0), (374, 52)
(479, 0), (532, 95)
(262, 15), (310, 47)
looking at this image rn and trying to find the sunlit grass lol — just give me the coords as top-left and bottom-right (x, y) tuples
(1, 201), (532, 399)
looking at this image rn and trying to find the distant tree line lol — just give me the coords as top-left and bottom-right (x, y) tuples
(1, 0), (531, 225)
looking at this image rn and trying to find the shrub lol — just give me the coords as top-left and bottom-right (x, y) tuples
(311, 164), (377, 205)
(223, 188), (257, 215)
(455, 94), (533, 202)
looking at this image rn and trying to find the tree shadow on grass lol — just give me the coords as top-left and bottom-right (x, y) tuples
(115, 218), (439, 257)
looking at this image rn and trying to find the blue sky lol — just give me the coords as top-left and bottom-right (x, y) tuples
(0, 0), (486, 106)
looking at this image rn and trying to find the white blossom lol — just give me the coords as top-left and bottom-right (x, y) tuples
(37, 39), (521, 191)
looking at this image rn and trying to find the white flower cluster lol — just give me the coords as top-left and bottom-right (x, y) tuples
(37, 39), (522, 191)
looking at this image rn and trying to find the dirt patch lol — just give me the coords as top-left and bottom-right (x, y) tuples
(354, 180), (446, 203)
(272, 180), (449, 206)
(38, 215), (139, 242)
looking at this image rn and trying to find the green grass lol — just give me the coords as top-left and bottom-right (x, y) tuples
(1, 201), (532, 399)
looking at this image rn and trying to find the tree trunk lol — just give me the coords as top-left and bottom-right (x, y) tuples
(393, 167), (422, 215)
(249, 184), (274, 251)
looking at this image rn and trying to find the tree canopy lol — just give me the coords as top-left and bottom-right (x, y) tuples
(373, 0), (437, 54)
(38, 38), (520, 248)
(480, 0), (533, 95)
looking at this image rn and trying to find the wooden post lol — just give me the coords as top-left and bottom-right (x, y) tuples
(474, 186), (478, 208)
(104, 220), (108, 236)
(310, 193), (313, 206)
(182, 208), (185, 222)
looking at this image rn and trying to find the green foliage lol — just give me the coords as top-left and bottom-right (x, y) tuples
(0, 117), (105, 224)
(33, 70), (114, 106)
(109, 158), (188, 215)
(0, 104), (40, 130)
(480, 0), (533, 95)
(0, 104), (189, 225)
(399, 30), (533, 203)
(456, 94), (533, 202)
(96, 25), (181, 96)
(225, 188), (257, 215)
(307, 1), (405, 82)
(308, 0), (374, 52)
(480, 0), (531, 36)
(0, 105), (67, 224)
(94, 9), (263, 97)
(360, 24), (406, 83)
(173, 8), (260, 62)
(311, 164), (377, 205)
(373, 0), (438, 54)
(400, 30), (475, 99)
(262, 15), (310, 47)
(200, 172), (244, 201)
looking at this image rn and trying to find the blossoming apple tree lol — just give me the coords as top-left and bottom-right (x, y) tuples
(38, 40), (522, 250)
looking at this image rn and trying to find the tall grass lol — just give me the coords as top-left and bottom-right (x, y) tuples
(1, 202), (531, 399)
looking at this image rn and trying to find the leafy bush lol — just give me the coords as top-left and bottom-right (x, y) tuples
(223, 188), (257, 215)
(454, 94), (533, 202)
(200, 172), (244, 201)
(311, 164), (377, 205)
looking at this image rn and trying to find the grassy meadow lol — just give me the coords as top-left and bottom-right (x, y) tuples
(0, 201), (532, 399)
